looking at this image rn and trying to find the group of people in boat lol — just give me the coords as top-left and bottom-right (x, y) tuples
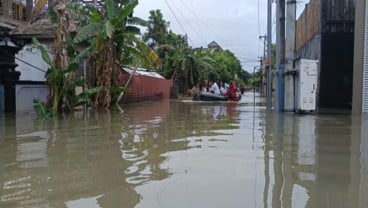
(188, 80), (242, 101)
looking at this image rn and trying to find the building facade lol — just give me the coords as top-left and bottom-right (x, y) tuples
(295, 0), (355, 110)
(353, 0), (368, 115)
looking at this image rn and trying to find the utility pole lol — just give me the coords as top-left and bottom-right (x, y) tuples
(266, 0), (273, 111)
(284, 0), (296, 111)
(259, 34), (267, 61)
(276, 0), (285, 112)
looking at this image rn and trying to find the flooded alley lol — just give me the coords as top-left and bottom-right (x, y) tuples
(0, 93), (367, 208)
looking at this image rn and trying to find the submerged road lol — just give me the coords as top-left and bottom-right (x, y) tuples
(0, 92), (367, 207)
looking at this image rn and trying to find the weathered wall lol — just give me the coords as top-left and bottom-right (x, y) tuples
(15, 44), (52, 82)
(321, 0), (355, 33)
(15, 84), (48, 112)
(295, 35), (321, 60)
(296, 0), (321, 51)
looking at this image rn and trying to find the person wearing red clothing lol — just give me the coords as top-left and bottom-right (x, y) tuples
(226, 81), (240, 101)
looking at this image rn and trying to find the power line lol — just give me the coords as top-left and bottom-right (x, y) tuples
(169, 0), (207, 46)
(15, 57), (47, 73)
(162, 0), (194, 46)
(177, 0), (239, 51)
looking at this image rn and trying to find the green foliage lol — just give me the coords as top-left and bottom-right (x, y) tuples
(69, 86), (103, 108)
(33, 99), (54, 117)
(143, 10), (170, 48)
(33, 36), (95, 115)
(73, 22), (102, 43)
(206, 50), (242, 82)
(142, 9), (245, 94)
(111, 86), (128, 102)
(68, 0), (158, 110)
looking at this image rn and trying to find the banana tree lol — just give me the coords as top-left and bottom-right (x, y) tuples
(70, 0), (159, 111)
(172, 48), (214, 93)
(32, 2), (100, 115)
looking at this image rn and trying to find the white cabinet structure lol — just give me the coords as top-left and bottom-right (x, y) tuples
(296, 59), (318, 112)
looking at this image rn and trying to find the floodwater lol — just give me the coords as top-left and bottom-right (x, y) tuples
(0, 92), (367, 208)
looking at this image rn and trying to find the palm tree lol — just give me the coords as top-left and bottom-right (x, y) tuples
(71, 0), (158, 110)
(172, 48), (214, 93)
(142, 9), (170, 48)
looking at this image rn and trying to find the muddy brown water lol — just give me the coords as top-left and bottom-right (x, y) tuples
(0, 93), (367, 208)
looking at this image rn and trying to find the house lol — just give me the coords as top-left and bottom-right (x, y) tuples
(207, 40), (222, 51)
(1, 0), (172, 112)
(294, 0), (355, 110)
(0, 0), (56, 113)
(0, 3), (54, 113)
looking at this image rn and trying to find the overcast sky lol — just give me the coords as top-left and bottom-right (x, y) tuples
(134, 0), (308, 72)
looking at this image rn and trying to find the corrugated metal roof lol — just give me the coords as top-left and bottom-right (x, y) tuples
(122, 67), (165, 79)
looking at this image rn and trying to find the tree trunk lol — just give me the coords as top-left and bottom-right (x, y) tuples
(94, 39), (114, 111)
(52, 0), (69, 113)
(26, 0), (33, 20)
(48, 0), (54, 8)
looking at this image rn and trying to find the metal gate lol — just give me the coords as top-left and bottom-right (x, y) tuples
(364, 0), (368, 113)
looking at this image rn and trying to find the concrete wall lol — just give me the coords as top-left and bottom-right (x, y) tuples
(15, 84), (48, 112)
(352, 0), (365, 115)
(15, 44), (51, 82)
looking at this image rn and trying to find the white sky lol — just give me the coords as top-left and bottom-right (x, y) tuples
(134, 0), (308, 72)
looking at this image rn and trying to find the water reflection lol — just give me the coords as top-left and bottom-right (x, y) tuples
(262, 112), (368, 208)
(0, 100), (241, 207)
(1, 97), (368, 207)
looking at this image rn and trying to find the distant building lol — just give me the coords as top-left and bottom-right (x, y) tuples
(207, 41), (222, 51)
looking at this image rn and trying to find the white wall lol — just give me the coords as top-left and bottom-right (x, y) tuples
(15, 45), (51, 82)
(16, 84), (48, 112)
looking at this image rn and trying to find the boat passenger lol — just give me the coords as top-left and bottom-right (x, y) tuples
(187, 83), (200, 96)
(225, 81), (240, 101)
(219, 81), (227, 95)
(209, 80), (221, 95)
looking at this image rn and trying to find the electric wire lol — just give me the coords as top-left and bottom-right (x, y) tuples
(177, 0), (241, 52)
(171, 0), (208, 46)
(164, 0), (262, 71)
(162, 0), (195, 46)
(15, 57), (47, 73)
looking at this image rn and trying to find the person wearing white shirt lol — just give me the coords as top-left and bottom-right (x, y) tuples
(219, 81), (227, 95)
(209, 81), (221, 95)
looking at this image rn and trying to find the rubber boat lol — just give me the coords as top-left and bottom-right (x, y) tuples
(192, 92), (241, 101)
